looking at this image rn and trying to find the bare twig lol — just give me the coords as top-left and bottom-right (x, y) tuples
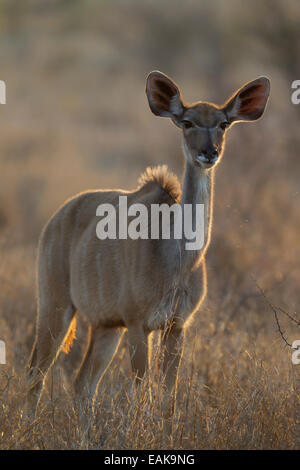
(254, 280), (293, 348)
(277, 306), (300, 327)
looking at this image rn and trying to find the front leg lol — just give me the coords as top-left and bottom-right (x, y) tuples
(161, 325), (184, 415)
(127, 325), (149, 383)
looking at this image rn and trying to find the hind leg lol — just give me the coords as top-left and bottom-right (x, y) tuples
(26, 302), (75, 418)
(74, 325), (124, 405)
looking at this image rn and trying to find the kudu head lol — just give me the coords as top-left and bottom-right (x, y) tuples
(146, 71), (270, 170)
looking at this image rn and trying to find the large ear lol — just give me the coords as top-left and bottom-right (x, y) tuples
(146, 71), (185, 126)
(223, 77), (270, 123)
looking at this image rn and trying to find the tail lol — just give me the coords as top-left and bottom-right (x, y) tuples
(62, 315), (77, 354)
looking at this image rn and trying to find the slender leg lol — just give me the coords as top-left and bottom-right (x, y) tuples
(127, 325), (149, 382)
(26, 303), (75, 418)
(74, 325), (124, 403)
(161, 325), (184, 416)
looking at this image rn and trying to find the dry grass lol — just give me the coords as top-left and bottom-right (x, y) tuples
(0, 0), (299, 449)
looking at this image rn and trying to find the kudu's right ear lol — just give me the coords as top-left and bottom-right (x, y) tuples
(146, 71), (185, 127)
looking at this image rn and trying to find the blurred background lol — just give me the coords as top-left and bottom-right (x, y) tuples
(0, 0), (299, 449)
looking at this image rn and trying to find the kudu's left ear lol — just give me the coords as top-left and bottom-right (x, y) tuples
(146, 71), (185, 127)
(223, 77), (270, 123)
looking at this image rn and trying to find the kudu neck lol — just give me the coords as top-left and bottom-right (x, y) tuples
(180, 160), (213, 208)
(175, 157), (214, 275)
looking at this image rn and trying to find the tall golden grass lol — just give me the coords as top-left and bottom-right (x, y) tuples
(0, 0), (299, 449)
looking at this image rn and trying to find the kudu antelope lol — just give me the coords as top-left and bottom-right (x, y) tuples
(26, 71), (270, 416)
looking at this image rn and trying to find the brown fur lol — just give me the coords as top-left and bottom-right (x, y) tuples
(138, 165), (181, 202)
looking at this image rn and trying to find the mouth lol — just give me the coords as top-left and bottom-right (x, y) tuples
(195, 154), (218, 169)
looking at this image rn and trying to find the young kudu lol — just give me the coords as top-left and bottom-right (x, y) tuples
(26, 71), (270, 417)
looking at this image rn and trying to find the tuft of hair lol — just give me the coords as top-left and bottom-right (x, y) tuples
(138, 165), (181, 202)
(62, 315), (77, 354)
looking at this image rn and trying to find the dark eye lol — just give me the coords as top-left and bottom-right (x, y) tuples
(182, 120), (193, 129)
(219, 120), (229, 130)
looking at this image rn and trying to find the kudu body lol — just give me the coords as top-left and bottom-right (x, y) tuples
(26, 71), (270, 416)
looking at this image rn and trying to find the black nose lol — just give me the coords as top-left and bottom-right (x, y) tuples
(202, 149), (218, 161)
